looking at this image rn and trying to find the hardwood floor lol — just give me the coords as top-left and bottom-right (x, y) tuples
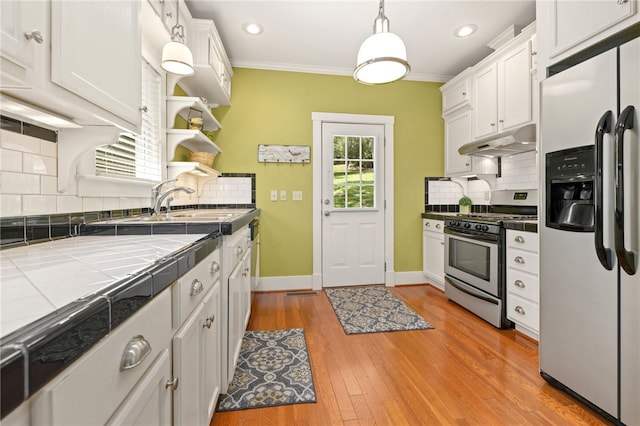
(211, 285), (611, 425)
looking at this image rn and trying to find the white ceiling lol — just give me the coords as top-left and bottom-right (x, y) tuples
(184, 0), (536, 83)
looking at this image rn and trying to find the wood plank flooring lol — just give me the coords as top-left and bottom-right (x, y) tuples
(211, 285), (612, 425)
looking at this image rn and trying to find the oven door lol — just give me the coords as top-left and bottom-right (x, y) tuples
(444, 229), (499, 296)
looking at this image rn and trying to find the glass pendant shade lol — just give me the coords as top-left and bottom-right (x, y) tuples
(161, 41), (194, 76)
(354, 31), (409, 84)
(353, 1), (410, 85)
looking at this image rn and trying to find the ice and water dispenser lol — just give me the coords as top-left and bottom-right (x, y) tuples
(546, 145), (595, 231)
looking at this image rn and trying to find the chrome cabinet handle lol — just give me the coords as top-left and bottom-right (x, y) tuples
(514, 280), (525, 288)
(120, 335), (151, 371)
(514, 306), (526, 315)
(435, 223), (441, 229)
(165, 376), (179, 390)
(211, 261), (220, 274)
(139, 105), (148, 113)
(236, 246), (243, 255)
(190, 279), (203, 296)
(440, 241), (445, 246)
(514, 236), (525, 243)
(514, 256), (525, 264)
(462, 91), (466, 96)
(425, 222), (430, 227)
(24, 30), (44, 44)
(324, 211), (331, 216)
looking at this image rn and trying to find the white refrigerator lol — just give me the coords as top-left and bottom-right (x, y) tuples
(539, 37), (639, 425)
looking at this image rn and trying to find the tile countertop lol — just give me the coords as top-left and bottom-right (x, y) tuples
(1, 234), (208, 338)
(0, 233), (222, 418)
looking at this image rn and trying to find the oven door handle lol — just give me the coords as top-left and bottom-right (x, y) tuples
(444, 228), (499, 244)
(445, 276), (499, 305)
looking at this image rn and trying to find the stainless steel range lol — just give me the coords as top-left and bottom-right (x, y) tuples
(444, 189), (538, 328)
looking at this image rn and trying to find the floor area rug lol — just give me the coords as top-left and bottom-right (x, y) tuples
(325, 286), (434, 334)
(217, 328), (317, 411)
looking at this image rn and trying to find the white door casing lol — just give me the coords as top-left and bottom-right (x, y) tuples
(321, 122), (385, 287)
(312, 113), (395, 290)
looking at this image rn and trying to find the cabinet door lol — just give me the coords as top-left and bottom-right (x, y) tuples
(473, 63), (498, 139)
(227, 258), (245, 384)
(441, 75), (470, 114)
(500, 41), (532, 131)
(444, 109), (472, 176)
(203, 283), (221, 423)
(106, 349), (172, 426)
(173, 301), (206, 426)
(551, 0), (635, 58)
(51, 0), (141, 129)
(241, 249), (252, 328)
(422, 222), (445, 287)
(0, 0), (45, 87)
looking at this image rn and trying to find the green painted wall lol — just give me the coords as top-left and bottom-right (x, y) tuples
(208, 68), (443, 278)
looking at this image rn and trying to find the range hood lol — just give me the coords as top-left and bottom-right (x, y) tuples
(458, 123), (536, 157)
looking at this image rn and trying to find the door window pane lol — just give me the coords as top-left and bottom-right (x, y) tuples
(333, 135), (376, 209)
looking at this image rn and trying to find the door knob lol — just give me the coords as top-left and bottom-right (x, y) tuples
(324, 211), (331, 216)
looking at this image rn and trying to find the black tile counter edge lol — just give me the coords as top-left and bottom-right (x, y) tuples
(503, 221), (538, 233)
(0, 232), (222, 420)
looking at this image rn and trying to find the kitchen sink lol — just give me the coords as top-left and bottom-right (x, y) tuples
(98, 209), (254, 224)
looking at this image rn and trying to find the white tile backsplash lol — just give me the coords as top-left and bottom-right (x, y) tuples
(1, 149), (22, 172)
(495, 151), (539, 190)
(23, 152), (57, 176)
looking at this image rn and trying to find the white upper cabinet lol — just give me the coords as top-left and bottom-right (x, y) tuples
(180, 18), (233, 106)
(536, 0), (640, 78)
(0, 1), (46, 88)
(1, 0), (142, 132)
(441, 68), (472, 115)
(51, 0), (141, 129)
(473, 37), (533, 140)
(444, 108), (473, 175)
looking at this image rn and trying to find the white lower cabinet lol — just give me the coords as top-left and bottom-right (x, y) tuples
(227, 248), (250, 384)
(30, 290), (173, 425)
(106, 349), (172, 425)
(172, 283), (220, 426)
(422, 219), (445, 289)
(506, 229), (540, 340)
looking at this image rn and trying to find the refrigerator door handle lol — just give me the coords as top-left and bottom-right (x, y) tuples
(614, 105), (637, 275)
(595, 110), (614, 270)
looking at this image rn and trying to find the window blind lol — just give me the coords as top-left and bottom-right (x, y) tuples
(95, 60), (161, 181)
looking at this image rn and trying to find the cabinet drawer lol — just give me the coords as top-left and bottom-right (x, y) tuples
(172, 248), (221, 328)
(506, 247), (538, 275)
(31, 290), (172, 425)
(507, 293), (539, 332)
(507, 267), (539, 303)
(423, 219), (444, 234)
(507, 230), (538, 252)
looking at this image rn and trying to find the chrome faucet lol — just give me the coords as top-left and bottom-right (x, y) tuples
(151, 179), (177, 211)
(152, 186), (195, 215)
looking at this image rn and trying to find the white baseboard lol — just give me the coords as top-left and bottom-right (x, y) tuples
(255, 275), (314, 292)
(255, 272), (443, 292)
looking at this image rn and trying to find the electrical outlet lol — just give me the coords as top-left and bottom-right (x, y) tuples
(292, 191), (303, 201)
(270, 190), (278, 201)
(280, 190), (287, 201)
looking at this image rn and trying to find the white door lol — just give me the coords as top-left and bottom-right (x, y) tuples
(321, 122), (385, 287)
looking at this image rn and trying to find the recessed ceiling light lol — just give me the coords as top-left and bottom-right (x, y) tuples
(455, 24), (478, 38)
(242, 22), (263, 35)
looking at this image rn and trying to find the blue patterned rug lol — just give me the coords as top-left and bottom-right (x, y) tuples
(325, 286), (434, 334)
(217, 328), (316, 411)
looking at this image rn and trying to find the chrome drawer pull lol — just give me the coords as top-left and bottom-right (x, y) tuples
(165, 376), (179, 391)
(211, 261), (220, 274)
(24, 30), (44, 44)
(120, 335), (151, 371)
(514, 280), (525, 288)
(435, 223), (441, 229)
(425, 222), (430, 227)
(514, 236), (525, 243)
(514, 256), (525, 264)
(514, 306), (526, 315)
(236, 246), (243, 255)
(203, 315), (215, 329)
(190, 279), (204, 296)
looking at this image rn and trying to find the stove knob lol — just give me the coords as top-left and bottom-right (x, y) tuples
(464, 223), (471, 228)
(475, 224), (482, 230)
(482, 225), (489, 231)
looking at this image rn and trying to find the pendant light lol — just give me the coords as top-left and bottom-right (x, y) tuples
(161, 0), (194, 76)
(353, 0), (410, 85)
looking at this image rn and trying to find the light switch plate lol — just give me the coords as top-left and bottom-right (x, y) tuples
(292, 191), (302, 201)
(270, 190), (278, 201)
(280, 190), (287, 201)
